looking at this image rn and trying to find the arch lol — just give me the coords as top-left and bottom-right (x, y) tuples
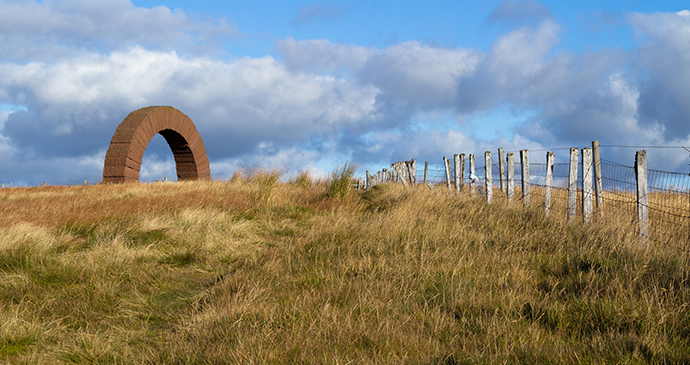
(103, 106), (210, 183)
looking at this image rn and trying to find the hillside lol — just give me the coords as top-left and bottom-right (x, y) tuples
(1, 172), (689, 364)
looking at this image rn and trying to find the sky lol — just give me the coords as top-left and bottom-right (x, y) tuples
(2, 0), (690, 185)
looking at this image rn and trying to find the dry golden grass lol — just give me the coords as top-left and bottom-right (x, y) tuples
(1, 174), (689, 363)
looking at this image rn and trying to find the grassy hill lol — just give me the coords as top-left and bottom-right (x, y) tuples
(1, 170), (689, 364)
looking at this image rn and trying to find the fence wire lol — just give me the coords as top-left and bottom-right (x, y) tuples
(403, 157), (690, 251)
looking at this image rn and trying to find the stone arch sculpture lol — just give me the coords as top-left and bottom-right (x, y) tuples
(103, 106), (210, 183)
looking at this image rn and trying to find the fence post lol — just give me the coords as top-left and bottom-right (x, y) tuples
(460, 153), (466, 190)
(454, 154), (461, 193)
(469, 154), (476, 197)
(520, 149), (530, 206)
(567, 147), (579, 223)
(424, 161), (428, 185)
(636, 150), (648, 247)
(592, 140), (604, 216)
(366, 170), (371, 190)
(400, 161), (406, 183)
(507, 153), (514, 204)
(443, 156), (452, 191)
(582, 148), (593, 224)
(545, 151), (554, 217)
(485, 151), (492, 204)
(396, 164), (409, 188)
(410, 159), (416, 185)
(498, 147), (506, 195)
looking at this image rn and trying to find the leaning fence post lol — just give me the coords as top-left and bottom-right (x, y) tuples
(469, 154), (476, 197)
(454, 154), (461, 193)
(545, 151), (554, 216)
(592, 140), (604, 216)
(636, 150), (649, 247)
(498, 147), (506, 195)
(507, 153), (514, 204)
(443, 156), (452, 191)
(485, 151), (492, 204)
(424, 161), (428, 185)
(520, 149), (530, 206)
(460, 153), (466, 190)
(582, 148), (593, 224)
(567, 147), (579, 223)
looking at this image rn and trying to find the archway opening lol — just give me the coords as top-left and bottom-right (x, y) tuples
(139, 133), (176, 182)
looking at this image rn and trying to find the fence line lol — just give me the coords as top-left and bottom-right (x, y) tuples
(365, 141), (690, 252)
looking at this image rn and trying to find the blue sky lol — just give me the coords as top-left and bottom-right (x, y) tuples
(1, 0), (690, 185)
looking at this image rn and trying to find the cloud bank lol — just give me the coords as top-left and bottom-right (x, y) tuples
(2, 0), (690, 185)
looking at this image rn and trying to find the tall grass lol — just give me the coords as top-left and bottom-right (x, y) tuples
(326, 162), (357, 198)
(1, 176), (689, 363)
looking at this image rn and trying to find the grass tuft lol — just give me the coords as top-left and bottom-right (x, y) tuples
(326, 162), (357, 199)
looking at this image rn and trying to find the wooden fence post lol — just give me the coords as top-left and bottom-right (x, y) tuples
(443, 156), (452, 191)
(485, 151), (492, 204)
(454, 154), (461, 193)
(592, 140), (604, 216)
(636, 150), (648, 247)
(396, 164), (409, 188)
(460, 153), (466, 190)
(582, 148), (593, 224)
(520, 149), (530, 206)
(567, 148), (579, 223)
(423, 161), (428, 185)
(410, 159), (416, 184)
(498, 147), (506, 195)
(469, 154), (476, 197)
(401, 161), (406, 183)
(545, 151), (554, 217)
(507, 153), (515, 204)
(366, 170), (371, 190)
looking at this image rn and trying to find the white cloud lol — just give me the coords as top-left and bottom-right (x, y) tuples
(0, 45), (384, 184)
(627, 10), (690, 140)
(0, 0), (240, 62)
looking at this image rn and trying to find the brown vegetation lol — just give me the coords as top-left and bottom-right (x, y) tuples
(1, 172), (689, 363)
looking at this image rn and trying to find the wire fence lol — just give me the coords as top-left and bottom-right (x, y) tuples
(368, 147), (690, 252)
